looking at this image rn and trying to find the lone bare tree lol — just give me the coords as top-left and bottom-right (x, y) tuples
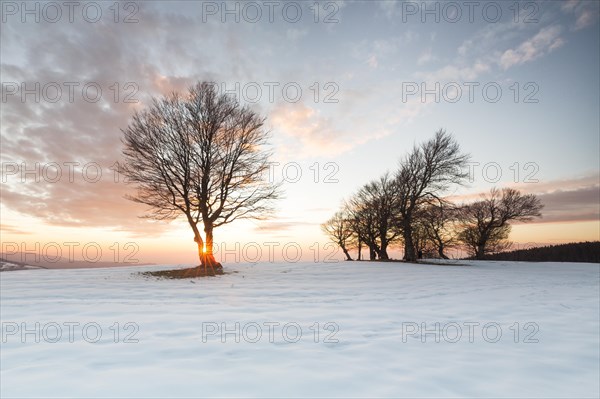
(119, 82), (280, 274)
(458, 188), (543, 259)
(321, 211), (354, 261)
(395, 130), (470, 262)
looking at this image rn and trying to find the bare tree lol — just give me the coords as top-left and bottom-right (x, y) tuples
(353, 174), (402, 260)
(321, 211), (354, 261)
(395, 130), (470, 262)
(458, 188), (543, 259)
(372, 173), (403, 260)
(459, 220), (512, 258)
(343, 202), (365, 261)
(347, 191), (381, 261)
(119, 82), (280, 273)
(411, 219), (435, 259)
(416, 199), (460, 259)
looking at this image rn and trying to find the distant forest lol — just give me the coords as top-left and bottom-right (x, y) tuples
(470, 242), (600, 263)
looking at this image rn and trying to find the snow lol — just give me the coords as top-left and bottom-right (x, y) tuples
(1, 261), (599, 398)
(0, 260), (44, 272)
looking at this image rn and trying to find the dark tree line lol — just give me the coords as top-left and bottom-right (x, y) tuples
(322, 130), (543, 261)
(475, 241), (600, 263)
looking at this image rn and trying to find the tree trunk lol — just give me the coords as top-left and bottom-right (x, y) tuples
(194, 234), (204, 265)
(190, 221), (205, 266)
(475, 244), (486, 260)
(379, 242), (389, 260)
(403, 221), (417, 262)
(341, 245), (353, 261)
(357, 239), (362, 261)
(438, 245), (449, 259)
(202, 225), (223, 270)
(379, 225), (389, 260)
(369, 245), (376, 260)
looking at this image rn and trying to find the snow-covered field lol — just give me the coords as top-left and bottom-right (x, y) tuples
(1, 261), (598, 398)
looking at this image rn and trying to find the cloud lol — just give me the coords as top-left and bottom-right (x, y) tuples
(514, 173), (600, 194)
(415, 61), (490, 82)
(378, 1), (397, 19)
(499, 25), (565, 70)
(561, 0), (580, 12)
(0, 224), (31, 235)
(286, 28), (308, 41)
(268, 82), (414, 158)
(417, 48), (437, 66)
(515, 173), (600, 223)
(575, 9), (597, 29)
(450, 174), (600, 224)
(270, 102), (356, 157)
(436, 9), (587, 81)
(351, 32), (418, 70)
(253, 220), (317, 232)
(413, 17), (541, 82)
(0, 164), (174, 235)
(367, 54), (378, 69)
(561, 0), (600, 30)
(536, 185), (600, 223)
(0, 4), (280, 234)
(457, 40), (473, 57)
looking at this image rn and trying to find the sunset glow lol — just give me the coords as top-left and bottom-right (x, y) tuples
(1, 1), (598, 265)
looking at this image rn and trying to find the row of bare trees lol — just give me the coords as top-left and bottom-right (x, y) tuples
(322, 130), (543, 261)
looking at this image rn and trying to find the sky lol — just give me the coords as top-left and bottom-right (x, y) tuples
(1, 0), (599, 265)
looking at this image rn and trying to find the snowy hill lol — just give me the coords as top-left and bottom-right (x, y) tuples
(1, 261), (598, 398)
(0, 258), (46, 272)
